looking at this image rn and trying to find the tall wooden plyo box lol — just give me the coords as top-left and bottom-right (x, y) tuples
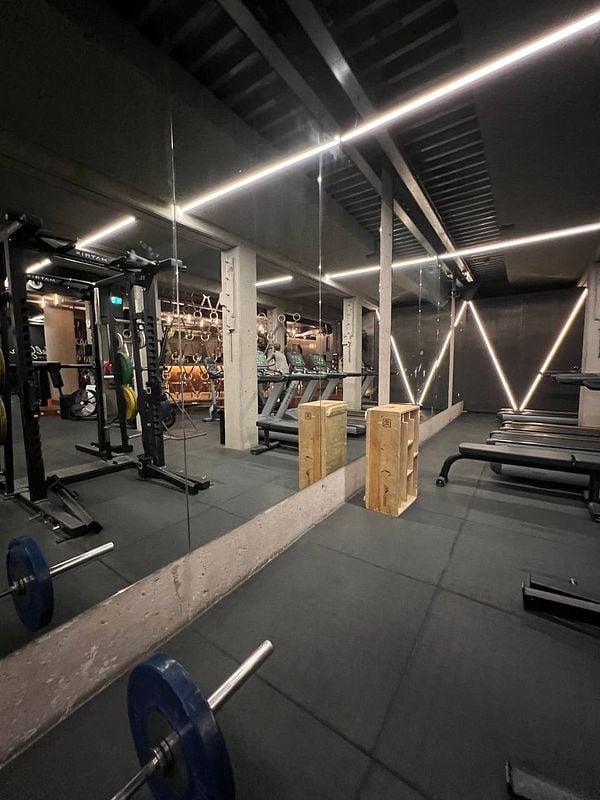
(299, 400), (348, 489)
(365, 403), (419, 516)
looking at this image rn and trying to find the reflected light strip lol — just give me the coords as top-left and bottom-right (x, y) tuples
(181, 139), (340, 213)
(255, 275), (293, 288)
(326, 220), (600, 280)
(376, 309), (416, 404)
(469, 301), (518, 410)
(341, 7), (600, 143)
(418, 301), (467, 405)
(519, 288), (588, 410)
(26, 215), (136, 274)
(178, 8), (600, 212)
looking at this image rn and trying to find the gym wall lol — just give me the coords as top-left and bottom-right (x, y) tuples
(453, 288), (584, 413)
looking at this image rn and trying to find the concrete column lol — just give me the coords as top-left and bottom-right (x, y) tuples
(43, 304), (78, 398)
(579, 270), (599, 425)
(267, 307), (286, 349)
(220, 245), (258, 449)
(378, 171), (393, 405)
(342, 297), (362, 410)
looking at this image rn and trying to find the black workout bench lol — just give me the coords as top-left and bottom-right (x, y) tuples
(436, 443), (600, 520)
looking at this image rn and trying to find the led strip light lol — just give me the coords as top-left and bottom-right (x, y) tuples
(468, 301), (518, 410)
(376, 309), (415, 404)
(179, 8), (600, 213)
(326, 221), (600, 280)
(418, 302), (467, 405)
(519, 288), (588, 410)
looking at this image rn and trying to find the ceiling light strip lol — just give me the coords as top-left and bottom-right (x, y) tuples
(181, 139), (340, 213)
(178, 8), (600, 212)
(469, 301), (518, 410)
(418, 301), (467, 405)
(255, 275), (293, 287)
(326, 220), (600, 280)
(341, 8), (600, 143)
(519, 288), (588, 410)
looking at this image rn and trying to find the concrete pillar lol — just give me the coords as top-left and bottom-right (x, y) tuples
(43, 304), (78, 398)
(342, 297), (362, 410)
(267, 307), (286, 349)
(579, 270), (599, 425)
(220, 245), (258, 450)
(378, 171), (393, 405)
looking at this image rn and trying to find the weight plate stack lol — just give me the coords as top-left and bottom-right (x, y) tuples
(123, 386), (138, 422)
(118, 352), (134, 387)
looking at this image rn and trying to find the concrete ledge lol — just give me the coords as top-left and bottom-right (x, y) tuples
(0, 404), (461, 765)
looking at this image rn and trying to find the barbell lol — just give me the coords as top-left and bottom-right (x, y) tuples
(110, 640), (273, 800)
(1, 537), (114, 631)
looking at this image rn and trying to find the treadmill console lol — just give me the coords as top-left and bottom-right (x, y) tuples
(287, 353), (306, 371)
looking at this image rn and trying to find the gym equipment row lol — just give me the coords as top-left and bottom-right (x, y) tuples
(1, 537), (114, 631)
(0, 211), (209, 537)
(109, 640), (273, 800)
(253, 350), (365, 455)
(437, 371), (600, 630)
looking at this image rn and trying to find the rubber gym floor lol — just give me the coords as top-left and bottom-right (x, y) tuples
(0, 404), (364, 656)
(2, 412), (600, 799)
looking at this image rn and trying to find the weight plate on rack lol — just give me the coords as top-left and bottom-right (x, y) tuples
(0, 398), (7, 445)
(118, 352), (134, 386)
(6, 537), (54, 631)
(123, 387), (138, 422)
(0, 349), (5, 390)
(128, 653), (235, 800)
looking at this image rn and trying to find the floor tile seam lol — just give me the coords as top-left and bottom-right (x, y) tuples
(364, 510), (468, 761)
(462, 510), (600, 547)
(90, 556), (132, 587)
(189, 627), (433, 800)
(307, 539), (442, 591)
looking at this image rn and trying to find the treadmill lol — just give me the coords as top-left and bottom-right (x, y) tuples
(252, 352), (317, 453)
(302, 353), (366, 437)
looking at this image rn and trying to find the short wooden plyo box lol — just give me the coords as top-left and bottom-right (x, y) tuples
(299, 400), (348, 489)
(365, 403), (420, 516)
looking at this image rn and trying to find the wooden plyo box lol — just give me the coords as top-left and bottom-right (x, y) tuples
(299, 400), (348, 489)
(365, 403), (420, 516)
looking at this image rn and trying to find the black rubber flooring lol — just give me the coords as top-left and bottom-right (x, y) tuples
(2, 412), (600, 799)
(4, 401), (361, 656)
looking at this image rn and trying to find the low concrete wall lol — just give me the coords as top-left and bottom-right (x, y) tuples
(0, 404), (462, 765)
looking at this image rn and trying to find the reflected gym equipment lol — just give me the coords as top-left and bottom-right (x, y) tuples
(110, 640), (273, 800)
(1, 537), (114, 631)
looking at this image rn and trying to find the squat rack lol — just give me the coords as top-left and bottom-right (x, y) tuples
(0, 211), (208, 539)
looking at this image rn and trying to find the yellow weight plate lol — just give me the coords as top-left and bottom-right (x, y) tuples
(123, 387), (138, 422)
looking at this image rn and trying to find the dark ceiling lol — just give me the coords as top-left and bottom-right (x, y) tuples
(107, 0), (600, 297)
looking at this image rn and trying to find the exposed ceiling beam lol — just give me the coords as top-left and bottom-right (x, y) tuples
(214, 0), (434, 297)
(284, 0), (473, 284)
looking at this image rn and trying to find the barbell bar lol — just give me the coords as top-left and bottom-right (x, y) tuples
(1, 538), (114, 631)
(110, 639), (274, 800)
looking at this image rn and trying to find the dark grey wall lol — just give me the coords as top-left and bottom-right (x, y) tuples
(453, 288), (585, 413)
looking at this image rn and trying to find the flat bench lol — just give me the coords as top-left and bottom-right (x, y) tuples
(436, 442), (600, 520)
